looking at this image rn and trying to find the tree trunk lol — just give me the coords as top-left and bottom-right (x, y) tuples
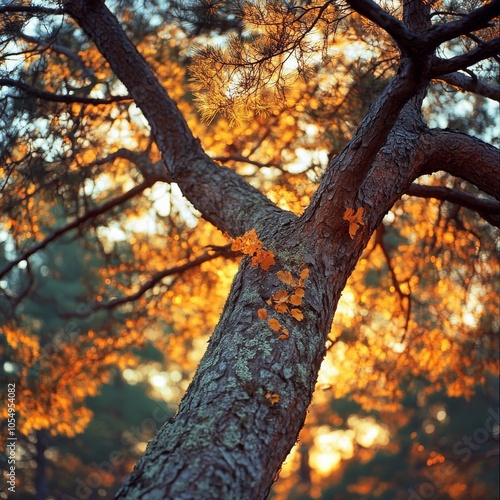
(61, 0), (499, 497)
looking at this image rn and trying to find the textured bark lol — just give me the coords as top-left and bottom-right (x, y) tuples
(59, 0), (500, 498)
(435, 73), (500, 102)
(417, 128), (500, 200)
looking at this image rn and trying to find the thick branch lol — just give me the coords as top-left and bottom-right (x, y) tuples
(434, 72), (500, 101)
(347, 0), (500, 56)
(431, 38), (500, 76)
(417, 129), (500, 200)
(0, 78), (131, 105)
(346, 0), (416, 51)
(301, 59), (423, 238)
(64, 0), (287, 238)
(407, 183), (500, 227)
(102, 148), (172, 183)
(0, 179), (153, 280)
(422, 0), (500, 47)
(0, 5), (65, 15)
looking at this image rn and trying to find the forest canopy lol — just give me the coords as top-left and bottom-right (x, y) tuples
(0, 0), (499, 498)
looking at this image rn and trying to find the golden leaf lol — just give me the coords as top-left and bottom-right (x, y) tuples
(343, 207), (365, 239)
(290, 308), (304, 321)
(232, 229), (274, 270)
(274, 302), (289, 314)
(231, 228), (261, 254)
(276, 270), (295, 286)
(279, 328), (290, 340)
(268, 318), (281, 331)
(258, 308), (268, 319)
(255, 249), (275, 270)
(273, 290), (289, 303)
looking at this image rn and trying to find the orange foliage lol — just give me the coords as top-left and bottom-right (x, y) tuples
(231, 228), (276, 270)
(2, 323), (144, 441)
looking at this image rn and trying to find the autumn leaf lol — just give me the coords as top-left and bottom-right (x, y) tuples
(273, 289), (289, 303)
(253, 249), (275, 270)
(274, 302), (289, 314)
(289, 294), (302, 306)
(232, 229), (275, 270)
(273, 293), (290, 312)
(278, 328), (290, 340)
(231, 228), (261, 254)
(258, 308), (268, 319)
(290, 308), (304, 321)
(276, 270), (295, 286)
(268, 318), (282, 331)
(265, 391), (281, 405)
(343, 207), (365, 238)
(298, 268), (309, 286)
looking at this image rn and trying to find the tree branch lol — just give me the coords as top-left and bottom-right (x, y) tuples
(376, 226), (412, 334)
(434, 72), (500, 101)
(417, 128), (500, 200)
(61, 246), (235, 318)
(407, 183), (500, 227)
(431, 38), (500, 76)
(0, 78), (131, 105)
(0, 5), (65, 15)
(422, 0), (500, 47)
(347, 0), (500, 57)
(0, 179), (154, 280)
(346, 0), (416, 52)
(10, 261), (35, 311)
(301, 59), (423, 236)
(64, 0), (289, 239)
(19, 33), (96, 80)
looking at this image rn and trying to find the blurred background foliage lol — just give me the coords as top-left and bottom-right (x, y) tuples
(0, 0), (498, 498)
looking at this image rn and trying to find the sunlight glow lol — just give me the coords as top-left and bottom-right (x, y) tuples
(424, 421), (436, 434)
(348, 415), (390, 448)
(337, 288), (357, 318)
(391, 341), (407, 354)
(150, 373), (168, 389)
(436, 409), (447, 422)
(310, 427), (355, 475)
(3, 362), (16, 373)
(316, 355), (341, 387)
(286, 147), (329, 174)
(122, 368), (139, 385)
